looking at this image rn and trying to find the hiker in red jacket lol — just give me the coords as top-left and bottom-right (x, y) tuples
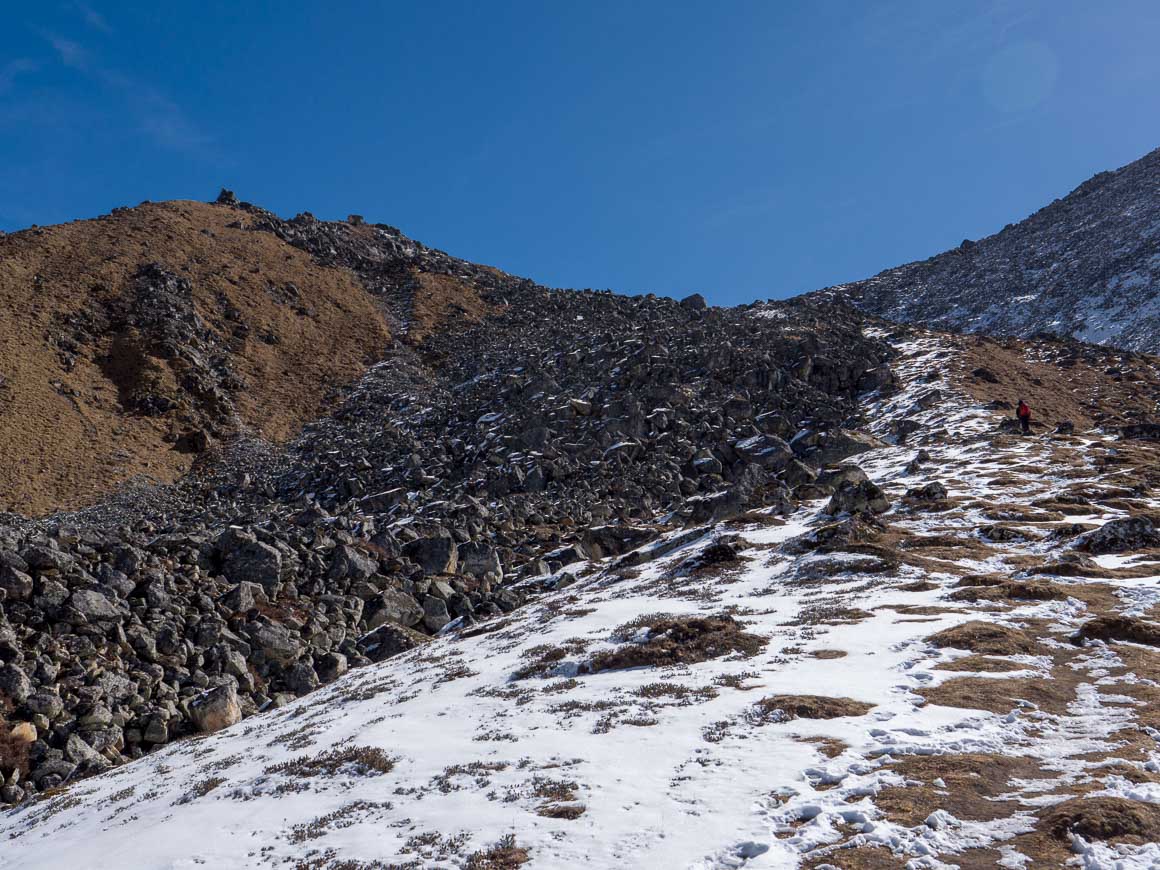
(1016, 399), (1031, 435)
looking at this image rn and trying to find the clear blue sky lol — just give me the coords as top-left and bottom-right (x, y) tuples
(2, 2), (1159, 305)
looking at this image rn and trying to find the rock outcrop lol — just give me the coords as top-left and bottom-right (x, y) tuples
(816, 146), (1160, 353)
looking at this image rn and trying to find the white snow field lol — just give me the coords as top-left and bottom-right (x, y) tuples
(3, 333), (1160, 869)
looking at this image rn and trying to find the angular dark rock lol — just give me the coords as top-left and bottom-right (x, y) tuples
(219, 530), (283, 594)
(66, 589), (123, 623)
(402, 536), (458, 575)
(189, 684), (242, 733)
(1073, 517), (1160, 554)
(825, 479), (891, 516)
(364, 588), (424, 630)
(0, 664), (32, 704)
(422, 595), (452, 633)
(357, 622), (431, 663)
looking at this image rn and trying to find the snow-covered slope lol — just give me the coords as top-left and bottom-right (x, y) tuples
(4, 332), (1160, 868)
(817, 146), (1160, 353)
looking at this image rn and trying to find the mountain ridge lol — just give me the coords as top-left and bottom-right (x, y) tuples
(813, 145), (1160, 353)
(3, 189), (1160, 868)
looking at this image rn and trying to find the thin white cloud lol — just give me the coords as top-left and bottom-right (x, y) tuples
(38, 31), (213, 156)
(100, 69), (212, 152)
(75, 2), (114, 34)
(0, 59), (39, 94)
(44, 32), (89, 68)
(97, 68), (213, 153)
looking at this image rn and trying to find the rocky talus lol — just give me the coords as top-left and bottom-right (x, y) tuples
(4, 193), (1160, 868)
(5, 326), (1160, 868)
(816, 145), (1160, 353)
(0, 195), (895, 807)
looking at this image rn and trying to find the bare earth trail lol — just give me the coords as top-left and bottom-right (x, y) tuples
(4, 329), (1160, 868)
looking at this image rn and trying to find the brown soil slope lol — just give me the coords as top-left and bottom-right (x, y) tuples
(952, 332), (1160, 428)
(0, 200), (390, 515)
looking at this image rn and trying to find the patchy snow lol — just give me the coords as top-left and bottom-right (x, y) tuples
(4, 333), (1159, 869)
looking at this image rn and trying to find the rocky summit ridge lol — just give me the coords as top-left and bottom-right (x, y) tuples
(816, 145), (1160, 354)
(0, 192), (894, 809)
(2, 189), (1160, 868)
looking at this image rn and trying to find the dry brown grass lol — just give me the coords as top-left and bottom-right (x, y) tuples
(948, 580), (1070, 603)
(953, 333), (1160, 431)
(408, 271), (495, 343)
(1042, 796), (1160, 844)
(797, 736), (849, 759)
(803, 845), (915, 868)
(810, 760), (1160, 866)
(0, 200), (391, 513)
(926, 621), (1041, 656)
(751, 694), (873, 722)
(585, 615), (766, 673)
(0, 714), (32, 779)
(874, 752), (1045, 826)
(465, 834), (530, 869)
(919, 638), (1086, 716)
(263, 745), (396, 779)
(932, 654), (1026, 673)
(1072, 615), (1160, 647)
(920, 670), (1074, 715)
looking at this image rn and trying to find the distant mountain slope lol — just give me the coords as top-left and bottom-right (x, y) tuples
(815, 146), (1160, 352)
(0, 201), (390, 514)
(9, 329), (1160, 869)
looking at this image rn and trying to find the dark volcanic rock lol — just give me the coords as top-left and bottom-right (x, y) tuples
(819, 146), (1160, 353)
(0, 195), (899, 805)
(219, 529), (283, 593)
(358, 622), (431, 663)
(365, 589), (424, 630)
(825, 479), (891, 516)
(403, 537), (458, 575)
(1073, 517), (1160, 554)
(189, 684), (242, 733)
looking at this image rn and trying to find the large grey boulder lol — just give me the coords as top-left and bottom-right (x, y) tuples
(857, 364), (894, 393)
(357, 621), (431, 663)
(733, 434), (793, 470)
(816, 464), (869, 491)
(1074, 517), (1160, 554)
(67, 589), (123, 623)
(685, 489), (744, 525)
(581, 525), (658, 559)
(25, 689), (64, 719)
(219, 529), (283, 594)
(283, 662), (320, 696)
(20, 545), (72, 573)
(904, 481), (949, 502)
(423, 595), (452, 633)
(825, 479), (891, 516)
(189, 684), (242, 733)
(783, 459), (818, 488)
(248, 622), (303, 666)
(793, 429), (885, 466)
(0, 664), (31, 704)
(402, 536), (458, 575)
(219, 581), (265, 613)
(328, 544), (378, 582)
(364, 588), (423, 629)
(0, 565), (33, 600)
(691, 450), (723, 475)
(65, 734), (110, 772)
